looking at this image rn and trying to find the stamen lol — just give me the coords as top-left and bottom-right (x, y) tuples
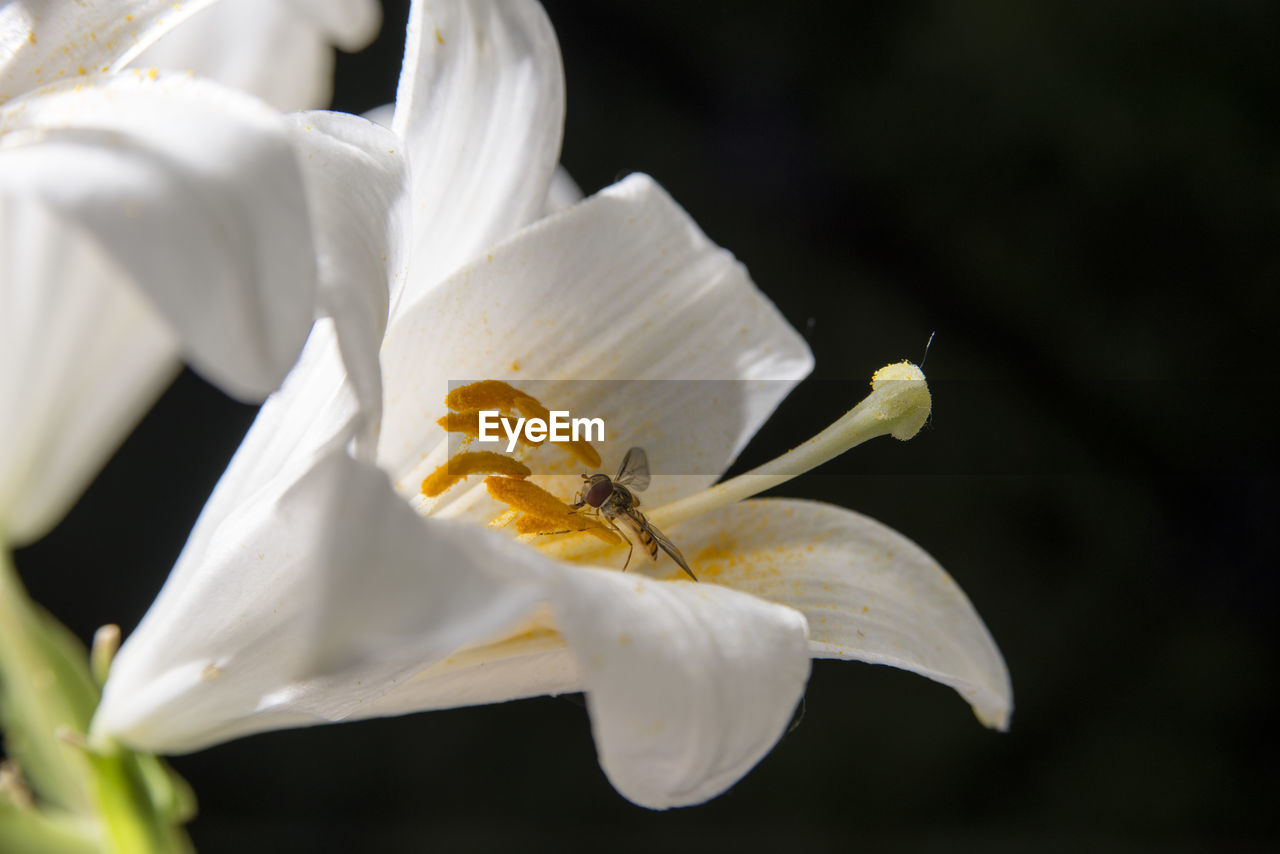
(444, 379), (533, 413)
(515, 515), (588, 536)
(648, 361), (931, 528)
(507, 394), (601, 469)
(436, 410), (530, 449)
(441, 380), (601, 468)
(421, 452), (531, 497)
(488, 508), (521, 529)
(484, 477), (619, 544)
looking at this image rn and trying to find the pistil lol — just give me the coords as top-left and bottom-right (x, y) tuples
(649, 361), (930, 528)
(539, 362), (931, 564)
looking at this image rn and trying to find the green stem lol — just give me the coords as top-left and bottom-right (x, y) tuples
(86, 750), (194, 854)
(0, 546), (195, 853)
(0, 547), (96, 813)
(0, 802), (98, 854)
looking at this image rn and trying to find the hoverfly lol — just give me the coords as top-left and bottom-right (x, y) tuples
(572, 447), (697, 581)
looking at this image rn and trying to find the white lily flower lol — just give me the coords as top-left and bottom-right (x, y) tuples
(134, 0), (382, 110)
(0, 1), (405, 545)
(93, 0), (1011, 810)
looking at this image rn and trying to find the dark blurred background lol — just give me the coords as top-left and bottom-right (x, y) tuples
(16, 1), (1279, 850)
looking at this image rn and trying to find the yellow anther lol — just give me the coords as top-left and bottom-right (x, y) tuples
(436, 410), (537, 449)
(421, 452), (531, 498)
(563, 440), (602, 470)
(488, 508), (521, 529)
(484, 477), (619, 544)
(441, 380), (601, 467)
(444, 380), (533, 414)
(436, 409), (483, 437)
(483, 476), (580, 522)
(507, 394), (601, 467)
(509, 515), (614, 545)
(514, 515), (565, 535)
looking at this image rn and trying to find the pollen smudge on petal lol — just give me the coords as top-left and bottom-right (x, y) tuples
(421, 452), (531, 497)
(485, 477), (619, 544)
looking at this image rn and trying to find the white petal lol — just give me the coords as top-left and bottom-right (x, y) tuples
(549, 570), (810, 809)
(378, 174), (813, 508)
(133, 0), (334, 111)
(544, 164), (583, 215)
(93, 447), (543, 752)
(281, 0), (381, 50)
(391, 0), (564, 300)
(680, 498), (1013, 730)
(0, 72), (318, 400)
(362, 102), (394, 129)
(335, 557), (812, 810)
(171, 112), (408, 549)
(0, 0), (216, 100)
(289, 453), (545, 680)
(286, 110), (410, 457)
(355, 634), (581, 718)
(0, 196), (178, 543)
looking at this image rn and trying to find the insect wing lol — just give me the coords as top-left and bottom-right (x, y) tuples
(614, 446), (651, 492)
(626, 507), (697, 581)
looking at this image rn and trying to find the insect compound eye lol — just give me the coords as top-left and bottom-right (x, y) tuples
(585, 477), (613, 508)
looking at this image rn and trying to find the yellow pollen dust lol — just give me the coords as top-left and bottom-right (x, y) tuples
(421, 451), (530, 498)
(485, 477), (618, 545)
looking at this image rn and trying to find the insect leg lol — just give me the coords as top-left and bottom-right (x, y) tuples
(600, 515), (635, 572)
(569, 475), (591, 509)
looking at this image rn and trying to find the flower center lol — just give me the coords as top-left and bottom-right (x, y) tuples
(417, 380), (619, 545)
(397, 365), (932, 690)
